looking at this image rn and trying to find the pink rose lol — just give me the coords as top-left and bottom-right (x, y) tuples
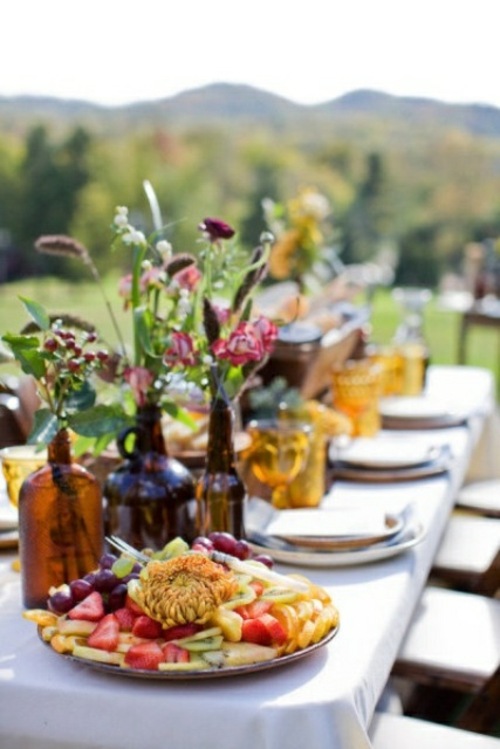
(163, 332), (196, 366)
(174, 265), (201, 291)
(213, 304), (231, 325)
(118, 274), (133, 307)
(253, 315), (278, 353)
(123, 366), (154, 407)
(140, 266), (164, 291)
(211, 321), (264, 367)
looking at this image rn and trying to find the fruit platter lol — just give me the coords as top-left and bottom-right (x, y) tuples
(23, 532), (340, 679)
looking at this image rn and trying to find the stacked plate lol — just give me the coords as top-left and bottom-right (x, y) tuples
(245, 497), (425, 567)
(329, 436), (452, 482)
(379, 396), (467, 430)
(0, 499), (18, 549)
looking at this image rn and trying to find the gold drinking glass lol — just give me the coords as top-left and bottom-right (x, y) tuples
(331, 359), (382, 437)
(245, 419), (311, 509)
(0, 445), (47, 508)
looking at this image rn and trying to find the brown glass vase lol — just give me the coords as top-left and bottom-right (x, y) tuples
(103, 404), (196, 550)
(18, 428), (103, 609)
(195, 396), (246, 538)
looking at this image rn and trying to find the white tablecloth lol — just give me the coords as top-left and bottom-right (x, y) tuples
(0, 365), (494, 749)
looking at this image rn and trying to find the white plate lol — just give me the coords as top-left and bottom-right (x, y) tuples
(334, 438), (438, 469)
(0, 502), (17, 531)
(264, 507), (403, 549)
(248, 525), (425, 567)
(245, 498), (425, 566)
(379, 397), (451, 420)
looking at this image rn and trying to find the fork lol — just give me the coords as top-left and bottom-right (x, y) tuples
(106, 535), (151, 564)
(106, 535), (309, 593)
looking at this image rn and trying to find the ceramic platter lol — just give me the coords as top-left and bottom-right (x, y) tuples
(39, 624), (339, 680)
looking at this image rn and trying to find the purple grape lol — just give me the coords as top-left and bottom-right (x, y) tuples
(48, 590), (74, 614)
(208, 531), (238, 555)
(83, 571), (97, 586)
(69, 578), (94, 602)
(99, 552), (118, 569)
(121, 572), (140, 584)
(233, 539), (251, 561)
(252, 554), (274, 569)
(108, 583), (128, 611)
(94, 568), (118, 593)
(191, 536), (214, 552)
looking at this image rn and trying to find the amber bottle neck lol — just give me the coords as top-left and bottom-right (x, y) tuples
(206, 397), (236, 472)
(47, 429), (73, 464)
(135, 405), (167, 455)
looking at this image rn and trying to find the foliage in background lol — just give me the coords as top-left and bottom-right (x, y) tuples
(2, 89), (500, 289)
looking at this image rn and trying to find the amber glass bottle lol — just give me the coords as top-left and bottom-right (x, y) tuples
(18, 429), (103, 609)
(103, 405), (196, 550)
(196, 397), (246, 538)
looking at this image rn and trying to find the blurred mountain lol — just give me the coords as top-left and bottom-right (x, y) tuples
(2, 83), (500, 140)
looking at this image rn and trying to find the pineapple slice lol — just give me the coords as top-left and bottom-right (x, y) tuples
(202, 641), (278, 667)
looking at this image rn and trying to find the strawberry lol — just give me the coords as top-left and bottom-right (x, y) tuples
(234, 606), (251, 620)
(114, 607), (137, 632)
(67, 591), (105, 622)
(125, 592), (145, 615)
(132, 615), (163, 639)
(124, 641), (165, 671)
(249, 580), (265, 597)
(87, 613), (120, 651)
(241, 617), (273, 646)
(245, 599), (273, 619)
(258, 613), (288, 646)
(163, 642), (190, 663)
(163, 623), (203, 641)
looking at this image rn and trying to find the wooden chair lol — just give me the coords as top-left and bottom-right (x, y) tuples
(456, 480), (500, 519)
(429, 514), (500, 597)
(391, 586), (500, 733)
(369, 712), (500, 748)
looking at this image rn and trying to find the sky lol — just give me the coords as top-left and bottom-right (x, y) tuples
(2, 0), (500, 110)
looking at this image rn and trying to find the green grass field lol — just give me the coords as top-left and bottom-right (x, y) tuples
(1, 278), (499, 395)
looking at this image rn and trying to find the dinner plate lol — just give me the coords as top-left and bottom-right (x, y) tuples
(333, 438), (439, 470)
(379, 397), (466, 430)
(39, 624), (339, 680)
(0, 502), (17, 531)
(330, 450), (451, 483)
(263, 507), (403, 550)
(0, 529), (18, 549)
(248, 524), (425, 568)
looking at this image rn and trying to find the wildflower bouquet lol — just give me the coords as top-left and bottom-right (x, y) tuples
(112, 209), (278, 410)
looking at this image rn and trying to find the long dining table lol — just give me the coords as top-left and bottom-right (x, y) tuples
(0, 364), (495, 749)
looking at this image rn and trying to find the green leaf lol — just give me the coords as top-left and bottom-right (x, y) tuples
(19, 296), (50, 332)
(134, 306), (156, 357)
(162, 401), (198, 430)
(64, 380), (97, 413)
(68, 404), (133, 438)
(28, 409), (60, 445)
(1, 334), (47, 379)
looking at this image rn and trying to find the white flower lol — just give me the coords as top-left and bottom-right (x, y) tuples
(202, 354), (214, 365)
(114, 213), (129, 228)
(123, 229), (146, 246)
(141, 260), (152, 271)
(114, 206), (129, 227)
(156, 240), (172, 258)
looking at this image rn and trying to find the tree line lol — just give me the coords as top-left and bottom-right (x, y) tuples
(1, 119), (500, 288)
